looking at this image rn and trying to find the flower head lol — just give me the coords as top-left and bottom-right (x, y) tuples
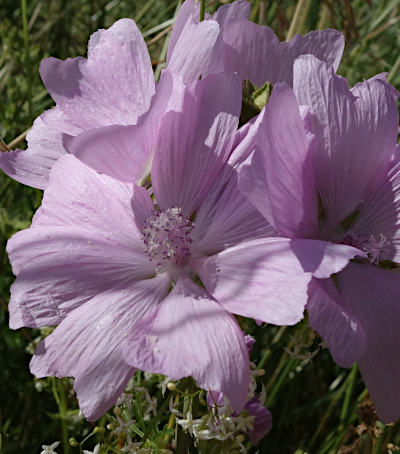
(239, 54), (400, 422)
(7, 67), (356, 421)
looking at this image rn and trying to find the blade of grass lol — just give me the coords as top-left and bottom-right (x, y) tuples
(340, 363), (358, 423)
(286, 0), (310, 40)
(20, 0), (32, 123)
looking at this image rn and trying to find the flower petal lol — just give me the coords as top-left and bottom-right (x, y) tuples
(193, 238), (359, 325)
(337, 264), (400, 423)
(7, 227), (155, 329)
(167, 0), (197, 62)
(239, 83), (319, 238)
(123, 275), (250, 412)
(307, 278), (366, 367)
(193, 114), (276, 256)
(245, 398), (272, 445)
(32, 154), (143, 249)
(293, 56), (399, 233)
(66, 70), (185, 184)
(167, 17), (220, 84)
(222, 21), (343, 86)
(213, 0), (250, 25)
(152, 72), (241, 215)
(30, 275), (170, 421)
(40, 19), (154, 129)
(7, 155), (156, 329)
(192, 161), (275, 256)
(0, 107), (82, 189)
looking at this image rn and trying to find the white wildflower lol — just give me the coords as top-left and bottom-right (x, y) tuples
(40, 441), (60, 454)
(83, 444), (101, 454)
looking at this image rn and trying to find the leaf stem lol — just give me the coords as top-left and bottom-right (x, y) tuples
(200, 0), (205, 21)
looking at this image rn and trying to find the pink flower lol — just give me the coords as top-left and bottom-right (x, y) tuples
(239, 54), (400, 422)
(7, 71), (355, 421)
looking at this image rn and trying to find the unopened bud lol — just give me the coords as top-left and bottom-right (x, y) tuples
(113, 406), (122, 416)
(167, 382), (176, 391)
(69, 437), (79, 447)
(236, 434), (245, 443)
(254, 368), (265, 376)
(93, 426), (105, 434)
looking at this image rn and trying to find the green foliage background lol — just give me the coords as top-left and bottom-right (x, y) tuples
(0, 0), (400, 453)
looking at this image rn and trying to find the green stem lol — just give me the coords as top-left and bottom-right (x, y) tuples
(200, 0), (205, 21)
(58, 381), (70, 454)
(340, 363), (358, 422)
(51, 378), (69, 454)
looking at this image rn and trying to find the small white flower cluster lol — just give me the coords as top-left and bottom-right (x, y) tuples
(175, 404), (254, 454)
(174, 362), (267, 453)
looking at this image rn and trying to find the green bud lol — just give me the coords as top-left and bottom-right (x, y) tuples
(69, 437), (79, 447)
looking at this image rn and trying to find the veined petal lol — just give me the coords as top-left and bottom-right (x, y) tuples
(239, 83), (319, 238)
(213, 0), (250, 25)
(293, 56), (399, 233)
(276, 29), (344, 84)
(167, 0), (197, 62)
(222, 21), (343, 86)
(66, 124), (152, 184)
(192, 113), (276, 255)
(337, 264), (400, 423)
(7, 227), (155, 329)
(152, 72), (241, 215)
(0, 107), (82, 189)
(123, 275), (250, 412)
(30, 275), (170, 421)
(66, 70), (186, 184)
(7, 155), (156, 329)
(193, 238), (359, 325)
(32, 154), (143, 250)
(192, 161), (275, 256)
(167, 17), (220, 84)
(40, 19), (154, 129)
(307, 278), (366, 367)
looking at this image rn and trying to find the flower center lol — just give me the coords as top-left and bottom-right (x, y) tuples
(142, 207), (194, 268)
(341, 233), (389, 264)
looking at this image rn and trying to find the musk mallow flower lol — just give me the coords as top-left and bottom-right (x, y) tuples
(168, 0), (344, 87)
(7, 71), (358, 420)
(239, 54), (400, 422)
